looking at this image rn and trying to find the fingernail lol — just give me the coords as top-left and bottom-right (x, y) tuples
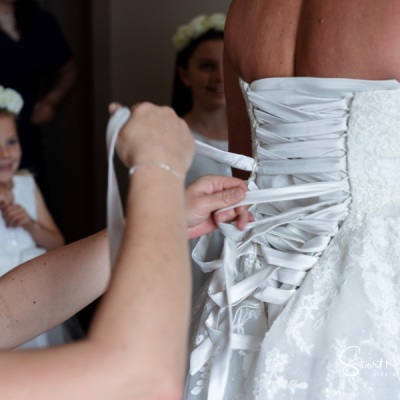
(218, 210), (233, 222)
(218, 214), (227, 222)
(233, 189), (243, 201)
(108, 102), (119, 114)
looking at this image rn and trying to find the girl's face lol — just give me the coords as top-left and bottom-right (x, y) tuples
(179, 39), (225, 111)
(0, 114), (21, 184)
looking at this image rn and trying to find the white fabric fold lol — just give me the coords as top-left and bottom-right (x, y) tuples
(106, 107), (131, 266)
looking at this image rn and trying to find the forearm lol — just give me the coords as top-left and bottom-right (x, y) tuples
(0, 191), (188, 397)
(0, 102), (193, 398)
(24, 220), (64, 250)
(89, 167), (190, 396)
(41, 60), (78, 107)
(0, 340), (182, 400)
(0, 230), (110, 349)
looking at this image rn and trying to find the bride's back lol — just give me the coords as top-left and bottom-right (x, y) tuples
(225, 0), (400, 82)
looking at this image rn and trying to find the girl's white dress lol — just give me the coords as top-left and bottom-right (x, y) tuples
(0, 174), (83, 349)
(184, 77), (400, 399)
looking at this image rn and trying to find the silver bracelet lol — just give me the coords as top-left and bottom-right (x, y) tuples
(128, 162), (184, 180)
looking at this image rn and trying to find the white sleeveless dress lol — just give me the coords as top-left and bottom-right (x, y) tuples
(0, 175), (83, 349)
(184, 78), (400, 399)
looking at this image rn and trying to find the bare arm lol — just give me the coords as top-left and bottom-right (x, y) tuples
(0, 102), (251, 399)
(0, 175), (187, 400)
(0, 104), (193, 399)
(0, 229), (109, 349)
(31, 59), (78, 125)
(0, 175), (248, 351)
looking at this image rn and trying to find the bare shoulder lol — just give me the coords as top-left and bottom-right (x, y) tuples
(225, 0), (302, 80)
(225, 0), (400, 81)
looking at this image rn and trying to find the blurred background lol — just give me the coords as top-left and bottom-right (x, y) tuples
(36, 0), (231, 242)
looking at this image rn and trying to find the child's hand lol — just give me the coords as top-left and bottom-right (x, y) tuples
(1, 203), (33, 228)
(0, 187), (14, 209)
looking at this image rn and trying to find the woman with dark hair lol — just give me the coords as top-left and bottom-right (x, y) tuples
(171, 13), (229, 186)
(0, 0), (77, 193)
(172, 14), (231, 299)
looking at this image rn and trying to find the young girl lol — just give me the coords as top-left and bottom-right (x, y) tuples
(172, 14), (231, 298)
(0, 85), (82, 348)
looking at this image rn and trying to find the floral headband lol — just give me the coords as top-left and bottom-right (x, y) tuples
(0, 86), (23, 115)
(172, 13), (226, 51)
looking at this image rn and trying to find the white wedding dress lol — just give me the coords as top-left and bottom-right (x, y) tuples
(184, 77), (400, 400)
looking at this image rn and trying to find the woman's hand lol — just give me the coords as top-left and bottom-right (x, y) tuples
(113, 102), (194, 179)
(108, 103), (251, 238)
(186, 175), (251, 239)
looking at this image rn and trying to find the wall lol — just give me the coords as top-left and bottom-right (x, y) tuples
(36, 0), (94, 241)
(110, 1), (230, 105)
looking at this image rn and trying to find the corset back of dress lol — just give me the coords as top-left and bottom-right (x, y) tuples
(186, 77), (400, 400)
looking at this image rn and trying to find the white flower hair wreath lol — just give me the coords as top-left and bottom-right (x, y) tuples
(172, 13), (226, 51)
(0, 86), (24, 115)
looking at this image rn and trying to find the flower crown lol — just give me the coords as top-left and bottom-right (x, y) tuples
(0, 86), (23, 115)
(172, 13), (226, 51)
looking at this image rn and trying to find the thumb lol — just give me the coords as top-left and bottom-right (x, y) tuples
(204, 187), (245, 214)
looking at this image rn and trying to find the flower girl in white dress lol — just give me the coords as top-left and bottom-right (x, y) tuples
(0, 86), (82, 348)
